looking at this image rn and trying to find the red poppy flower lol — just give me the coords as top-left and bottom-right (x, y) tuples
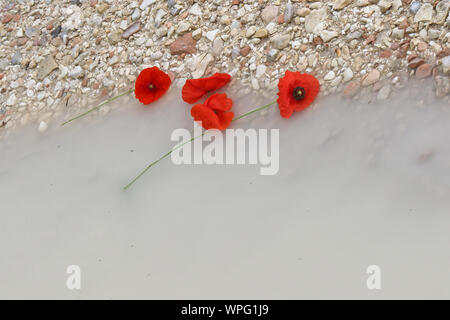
(134, 67), (171, 105)
(182, 73), (231, 104)
(190, 93), (234, 130)
(277, 70), (320, 118)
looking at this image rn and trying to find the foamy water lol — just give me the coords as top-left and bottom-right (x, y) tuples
(1, 81), (450, 299)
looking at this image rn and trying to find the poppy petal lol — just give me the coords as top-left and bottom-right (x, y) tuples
(191, 104), (234, 130)
(182, 73), (231, 103)
(204, 93), (233, 111)
(135, 67), (171, 105)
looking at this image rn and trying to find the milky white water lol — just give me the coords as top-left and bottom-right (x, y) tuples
(1, 81), (450, 299)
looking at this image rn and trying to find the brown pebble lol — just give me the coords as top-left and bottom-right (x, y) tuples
(100, 88), (109, 98)
(240, 45), (250, 57)
(232, 0), (240, 4)
(399, 18), (409, 29)
(343, 81), (361, 97)
(379, 49), (392, 58)
(17, 37), (27, 46)
(170, 33), (197, 55)
(92, 82), (100, 89)
(364, 34), (377, 45)
(408, 57), (424, 69)
(277, 14), (284, 24)
(415, 63), (432, 79)
(81, 79), (88, 87)
(2, 14), (13, 24)
(417, 42), (427, 51)
(0, 74), (3, 80)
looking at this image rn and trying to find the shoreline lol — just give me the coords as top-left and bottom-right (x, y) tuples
(0, 0), (449, 138)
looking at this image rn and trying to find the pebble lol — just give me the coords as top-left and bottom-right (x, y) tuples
(69, 66), (83, 78)
(408, 57), (424, 69)
(284, 3), (294, 23)
(170, 33), (197, 55)
(362, 69), (380, 86)
(6, 94), (17, 106)
(122, 22), (141, 39)
(333, 0), (353, 10)
(414, 3), (433, 23)
(377, 84), (391, 100)
(261, 6), (279, 23)
(38, 121), (48, 132)
(305, 9), (327, 33)
(343, 81), (361, 97)
(11, 52), (22, 65)
(37, 55), (58, 80)
(271, 34), (290, 50)
(320, 30), (338, 42)
(140, 0), (156, 10)
(205, 29), (219, 41)
(442, 56), (450, 74)
(324, 71), (336, 81)
(343, 68), (354, 82)
(255, 65), (267, 78)
(415, 63), (432, 79)
(409, 1), (421, 14)
(192, 53), (214, 78)
(189, 3), (203, 16)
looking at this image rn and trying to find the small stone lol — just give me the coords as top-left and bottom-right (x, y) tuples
(140, 0), (156, 10)
(131, 8), (141, 21)
(108, 30), (122, 44)
(435, 76), (450, 97)
(434, 0), (450, 25)
(378, 0), (392, 13)
(255, 65), (267, 78)
(414, 3), (433, 23)
(212, 37), (223, 57)
(69, 66), (83, 78)
(254, 29), (268, 38)
(177, 22), (190, 34)
(441, 56), (450, 74)
(305, 9), (327, 33)
(296, 8), (311, 17)
(271, 34), (290, 50)
(170, 33), (197, 55)
(333, 0), (353, 10)
(205, 29), (219, 41)
(379, 49), (392, 58)
(362, 69), (380, 86)
(377, 85), (391, 100)
(246, 26), (257, 38)
(37, 55), (58, 80)
(11, 52), (22, 65)
(324, 71), (336, 81)
(391, 27), (404, 39)
(192, 29), (202, 40)
(189, 3), (203, 16)
(38, 121), (48, 132)
(409, 1), (421, 14)
(320, 30), (338, 42)
(408, 57), (424, 69)
(343, 81), (361, 97)
(415, 63), (433, 79)
(240, 45), (251, 57)
(261, 5), (279, 23)
(284, 3), (294, 22)
(266, 48), (279, 61)
(96, 3), (109, 13)
(343, 68), (354, 82)
(6, 94), (17, 106)
(122, 22), (140, 39)
(192, 53), (214, 78)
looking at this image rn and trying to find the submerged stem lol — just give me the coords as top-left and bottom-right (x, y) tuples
(123, 100), (277, 190)
(61, 88), (134, 126)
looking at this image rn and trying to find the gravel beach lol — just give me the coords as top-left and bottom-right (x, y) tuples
(0, 0), (449, 137)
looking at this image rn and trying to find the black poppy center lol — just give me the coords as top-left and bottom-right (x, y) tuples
(148, 84), (155, 90)
(292, 86), (306, 100)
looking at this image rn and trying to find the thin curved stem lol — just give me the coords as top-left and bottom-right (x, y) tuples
(61, 88), (134, 126)
(123, 100), (277, 190)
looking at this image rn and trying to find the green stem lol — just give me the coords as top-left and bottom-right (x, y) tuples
(123, 100), (277, 190)
(61, 88), (134, 126)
